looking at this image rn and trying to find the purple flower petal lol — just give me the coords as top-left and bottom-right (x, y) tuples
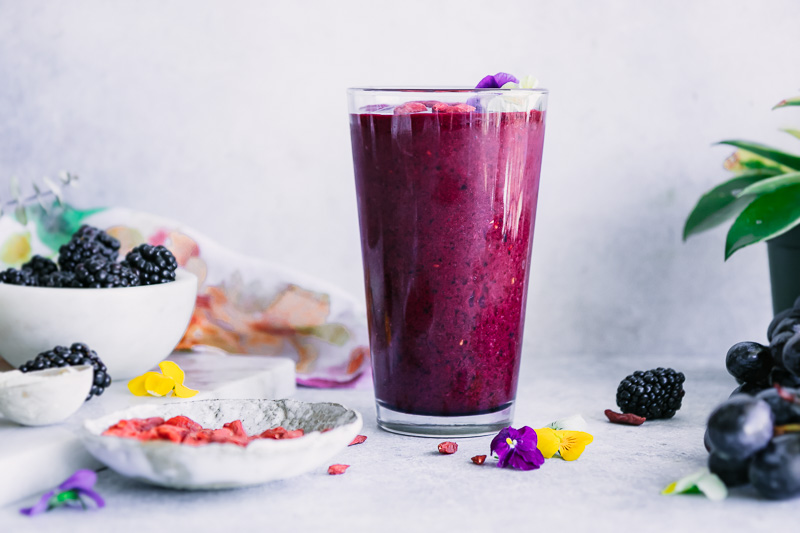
(492, 72), (519, 87)
(507, 449), (544, 471)
(19, 490), (55, 516)
(59, 469), (97, 492)
(476, 74), (499, 89)
(476, 72), (519, 89)
(77, 488), (106, 510)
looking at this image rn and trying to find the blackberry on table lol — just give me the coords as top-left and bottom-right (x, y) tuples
(616, 367), (685, 419)
(58, 225), (120, 272)
(0, 268), (39, 286)
(73, 256), (141, 288)
(21, 255), (58, 281)
(123, 244), (178, 285)
(18, 343), (111, 400)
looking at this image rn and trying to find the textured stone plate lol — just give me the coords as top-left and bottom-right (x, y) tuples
(82, 399), (362, 489)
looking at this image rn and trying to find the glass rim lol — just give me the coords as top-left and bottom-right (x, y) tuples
(347, 87), (549, 94)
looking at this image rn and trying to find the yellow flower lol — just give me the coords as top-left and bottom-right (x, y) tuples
(128, 361), (198, 398)
(535, 428), (593, 461)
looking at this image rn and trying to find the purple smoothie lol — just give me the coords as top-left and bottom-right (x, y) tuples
(350, 105), (545, 417)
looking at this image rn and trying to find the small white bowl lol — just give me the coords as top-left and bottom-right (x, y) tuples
(82, 399), (363, 489)
(0, 365), (93, 426)
(0, 271), (197, 379)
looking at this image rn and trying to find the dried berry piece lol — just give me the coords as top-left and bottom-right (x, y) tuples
(437, 441), (458, 454)
(394, 102), (428, 115)
(349, 435), (367, 446)
(605, 409), (646, 426)
(471, 455), (487, 465)
(327, 464), (350, 475)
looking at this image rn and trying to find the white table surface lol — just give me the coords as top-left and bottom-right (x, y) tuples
(1, 352), (794, 533)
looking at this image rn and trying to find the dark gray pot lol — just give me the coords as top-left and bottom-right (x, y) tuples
(767, 224), (800, 314)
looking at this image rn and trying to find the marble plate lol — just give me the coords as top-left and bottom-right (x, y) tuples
(82, 399), (362, 489)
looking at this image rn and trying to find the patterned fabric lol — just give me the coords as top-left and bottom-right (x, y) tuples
(0, 205), (370, 388)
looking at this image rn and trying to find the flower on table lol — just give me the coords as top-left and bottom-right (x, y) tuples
(535, 427), (594, 461)
(490, 426), (544, 470)
(662, 469), (727, 501)
(20, 469), (104, 516)
(128, 361), (198, 398)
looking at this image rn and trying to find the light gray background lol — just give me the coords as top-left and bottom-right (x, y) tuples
(1, 0), (799, 361)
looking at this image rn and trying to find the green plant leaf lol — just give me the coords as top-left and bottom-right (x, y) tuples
(30, 203), (105, 253)
(783, 129), (800, 141)
(719, 140), (800, 171)
(737, 171), (800, 197)
(725, 184), (800, 259)
(683, 172), (776, 240)
(773, 96), (800, 110)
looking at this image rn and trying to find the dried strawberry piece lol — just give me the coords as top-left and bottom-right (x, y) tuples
(349, 435), (367, 446)
(164, 415), (202, 432)
(183, 429), (214, 446)
(605, 409), (646, 426)
(257, 427), (304, 440)
(134, 428), (159, 441)
(156, 424), (190, 443)
(223, 420), (248, 439)
(432, 103), (476, 113)
(259, 427), (288, 439)
(471, 455), (487, 465)
(393, 102), (427, 115)
(327, 464), (349, 475)
(283, 429), (304, 439)
(438, 441), (458, 454)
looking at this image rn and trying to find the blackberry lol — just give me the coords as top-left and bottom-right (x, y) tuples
(123, 244), (178, 285)
(58, 225), (120, 272)
(40, 271), (80, 288)
(73, 256), (140, 288)
(0, 268), (39, 286)
(18, 343), (111, 400)
(21, 255), (58, 281)
(616, 367), (685, 419)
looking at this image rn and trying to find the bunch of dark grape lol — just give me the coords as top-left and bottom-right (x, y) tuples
(705, 296), (800, 500)
(0, 225), (178, 288)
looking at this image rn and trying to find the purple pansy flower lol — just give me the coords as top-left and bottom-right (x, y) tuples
(475, 72), (519, 89)
(20, 469), (105, 516)
(490, 426), (544, 471)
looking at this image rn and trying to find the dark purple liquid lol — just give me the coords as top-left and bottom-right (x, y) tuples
(350, 109), (545, 416)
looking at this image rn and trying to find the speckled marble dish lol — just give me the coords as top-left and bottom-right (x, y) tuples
(82, 399), (362, 489)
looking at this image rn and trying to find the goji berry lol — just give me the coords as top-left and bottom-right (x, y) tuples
(438, 441), (458, 454)
(327, 464), (349, 475)
(605, 409), (646, 426)
(471, 455), (487, 465)
(349, 435), (367, 446)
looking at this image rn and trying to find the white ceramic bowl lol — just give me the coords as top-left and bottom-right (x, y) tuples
(0, 271), (197, 379)
(0, 365), (93, 426)
(82, 399), (363, 489)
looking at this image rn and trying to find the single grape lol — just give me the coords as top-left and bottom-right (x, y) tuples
(768, 307), (794, 342)
(729, 382), (767, 398)
(725, 342), (772, 385)
(706, 395), (774, 460)
(709, 451), (752, 487)
(783, 331), (800, 377)
(770, 330), (794, 370)
(749, 434), (800, 500)
(756, 388), (800, 425)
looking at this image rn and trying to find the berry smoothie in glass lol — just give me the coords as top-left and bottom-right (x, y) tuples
(348, 77), (547, 436)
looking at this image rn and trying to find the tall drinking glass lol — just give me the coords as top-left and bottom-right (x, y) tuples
(348, 88), (547, 437)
